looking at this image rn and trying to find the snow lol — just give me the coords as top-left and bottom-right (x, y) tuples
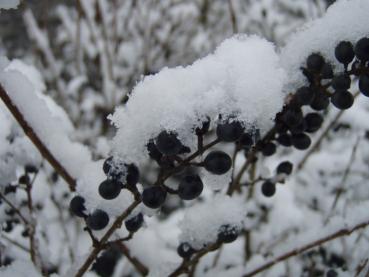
(280, 0), (369, 91)
(111, 35), (286, 164)
(178, 194), (246, 250)
(0, 0), (19, 10)
(0, 260), (41, 277)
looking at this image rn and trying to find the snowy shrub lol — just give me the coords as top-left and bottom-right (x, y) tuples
(1, 0), (369, 277)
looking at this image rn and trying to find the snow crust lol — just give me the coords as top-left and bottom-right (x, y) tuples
(0, 260), (40, 277)
(0, 0), (19, 10)
(111, 35), (286, 164)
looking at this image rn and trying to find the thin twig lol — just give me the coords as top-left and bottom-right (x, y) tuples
(0, 192), (29, 224)
(115, 241), (149, 276)
(0, 84), (76, 191)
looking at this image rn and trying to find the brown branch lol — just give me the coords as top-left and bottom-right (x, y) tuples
(0, 191), (29, 224)
(0, 83), (77, 191)
(243, 219), (369, 277)
(115, 241), (149, 276)
(228, 0), (238, 33)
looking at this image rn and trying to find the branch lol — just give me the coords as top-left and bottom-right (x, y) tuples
(243, 219), (369, 277)
(0, 83), (77, 191)
(115, 241), (149, 276)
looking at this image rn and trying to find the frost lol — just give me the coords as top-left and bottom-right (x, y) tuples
(0, 0), (19, 10)
(111, 35), (286, 164)
(280, 0), (369, 90)
(178, 195), (246, 249)
(0, 260), (41, 277)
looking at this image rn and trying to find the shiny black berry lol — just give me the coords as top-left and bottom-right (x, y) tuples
(142, 186), (167, 209)
(217, 224), (239, 243)
(310, 93), (329, 111)
(321, 63), (334, 79)
(306, 53), (325, 72)
(355, 37), (369, 61)
(295, 87), (314, 106)
(335, 41), (355, 65)
(178, 174), (203, 200)
(277, 133), (292, 147)
(331, 90), (354, 110)
(305, 113), (323, 133)
(86, 209), (110, 230)
(292, 133), (311, 150)
(359, 74), (369, 97)
(204, 151), (232, 175)
(261, 142), (276, 156)
(261, 180), (276, 197)
(326, 269), (338, 277)
(124, 213), (144, 233)
(216, 119), (244, 142)
(126, 164), (139, 186)
(282, 108), (303, 128)
(69, 195), (86, 218)
(177, 242), (195, 258)
(276, 161), (293, 175)
(147, 140), (162, 162)
(331, 74), (351, 90)
(156, 131), (183, 156)
(99, 179), (122, 200)
(92, 248), (120, 277)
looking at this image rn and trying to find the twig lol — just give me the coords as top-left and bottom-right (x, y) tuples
(227, 0), (238, 33)
(115, 241), (149, 276)
(243, 219), (369, 277)
(0, 84), (77, 191)
(1, 234), (30, 253)
(0, 191), (29, 224)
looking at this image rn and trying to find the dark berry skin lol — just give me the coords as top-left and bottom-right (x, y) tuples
(178, 174), (203, 200)
(25, 164), (38, 174)
(217, 224), (239, 243)
(277, 161), (293, 175)
(306, 53), (325, 72)
(305, 113), (323, 133)
(282, 108), (303, 128)
(261, 180), (276, 197)
(359, 74), (369, 97)
(331, 90), (354, 110)
(238, 133), (254, 148)
(295, 87), (314, 106)
(92, 248), (120, 277)
(124, 213), (144, 233)
(99, 179), (122, 200)
(177, 242), (195, 258)
(310, 94), (329, 111)
(261, 142), (276, 156)
(335, 41), (355, 65)
(86, 209), (110, 230)
(204, 151), (232, 175)
(156, 131), (183, 156)
(142, 186), (167, 209)
(321, 63), (333, 79)
(277, 133), (292, 147)
(18, 174), (30, 184)
(195, 117), (210, 136)
(355, 37), (369, 61)
(326, 269), (338, 277)
(69, 196), (86, 218)
(103, 156), (113, 175)
(292, 133), (311, 150)
(216, 120), (244, 142)
(331, 74), (351, 90)
(126, 164), (139, 186)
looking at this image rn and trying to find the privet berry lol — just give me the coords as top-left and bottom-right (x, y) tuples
(326, 269), (338, 277)
(282, 108), (303, 128)
(331, 90), (354, 110)
(277, 133), (292, 147)
(335, 41), (355, 65)
(238, 133), (254, 149)
(156, 130), (183, 156)
(98, 179), (122, 200)
(354, 37), (369, 62)
(204, 151), (232, 175)
(276, 161), (293, 175)
(124, 213), (144, 233)
(178, 174), (203, 200)
(142, 186), (167, 209)
(291, 133), (311, 150)
(306, 53), (325, 72)
(126, 164), (140, 186)
(69, 195), (86, 218)
(305, 113), (323, 133)
(92, 248), (120, 277)
(321, 63), (334, 79)
(86, 209), (110, 230)
(359, 74), (369, 97)
(261, 142), (276, 156)
(331, 74), (351, 90)
(25, 164), (38, 174)
(177, 242), (195, 258)
(216, 119), (244, 142)
(217, 224), (239, 243)
(261, 180), (276, 197)
(147, 140), (163, 162)
(295, 86), (314, 106)
(310, 93), (329, 111)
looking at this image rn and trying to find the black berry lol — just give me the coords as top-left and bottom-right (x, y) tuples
(195, 117), (210, 135)
(261, 142), (276, 156)
(204, 151), (232, 175)
(69, 195), (86, 218)
(277, 133), (292, 147)
(18, 174), (30, 184)
(126, 164), (139, 186)
(295, 86), (314, 106)
(331, 90), (354, 110)
(292, 133), (311, 150)
(359, 74), (369, 97)
(326, 269), (338, 277)
(142, 186), (167, 209)
(25, 164), (38, 174)
(92, 248), (120, 277)
(216, 119), (244, 142)
(306, 53), (325, 72)
(305, 113), (323, 133)
(282, 108), (303, 128)
(310, 93), (329, 111)
(147, 140), (162, 162)
(321, 63), (334, 79)
(124, 213), (144, 233)
(331, 74), (351, 90)
(156, 131), (183, 156)
(86, 209), (110, 230)
(276, 161), (293, 175)
(239, 133), (254, 148)
(178, 174), (203, 200)
(261, 180), (276, 197)
(177, 242), (195, 258)
(355, 37), (369, 61)
(99, 179), (122, 200)
(217, 224), (239, 243)
(335, 41), (355, 65)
